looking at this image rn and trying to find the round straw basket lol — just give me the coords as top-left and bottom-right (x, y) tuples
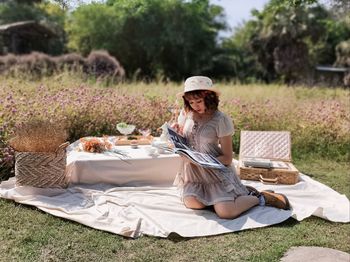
(15, 142), (70, 188)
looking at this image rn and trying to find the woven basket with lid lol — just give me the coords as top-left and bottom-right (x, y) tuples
(238, 131), (299, 185)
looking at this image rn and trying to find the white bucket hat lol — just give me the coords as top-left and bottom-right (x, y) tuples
(176, 76), (221, 99)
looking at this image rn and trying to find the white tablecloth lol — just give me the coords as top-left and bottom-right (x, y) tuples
(66, 140), (181, 186)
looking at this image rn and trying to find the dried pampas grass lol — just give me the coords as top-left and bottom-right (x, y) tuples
(9, 119), (68, 152)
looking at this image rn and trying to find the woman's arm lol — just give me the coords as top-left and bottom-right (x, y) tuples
(170, 122), (184, 136)
(170, 109), (186, 135)
(217, 135), (233, 165)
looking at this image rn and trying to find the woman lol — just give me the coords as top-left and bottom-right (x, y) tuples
(172, 76), (290, 219)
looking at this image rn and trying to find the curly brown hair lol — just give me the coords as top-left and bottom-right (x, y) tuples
(182, 90), (219, 113)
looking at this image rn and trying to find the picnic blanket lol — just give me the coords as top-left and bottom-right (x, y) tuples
(0, 174), (349, 238)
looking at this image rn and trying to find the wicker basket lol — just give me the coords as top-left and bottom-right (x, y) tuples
(238, 131), (299, 185)
(15, 142), (70, 188)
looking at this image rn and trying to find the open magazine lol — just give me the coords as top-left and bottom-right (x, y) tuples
(165, 124), (226, 169)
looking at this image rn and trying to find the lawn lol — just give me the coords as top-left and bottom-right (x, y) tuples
(0, 75), (349, 261)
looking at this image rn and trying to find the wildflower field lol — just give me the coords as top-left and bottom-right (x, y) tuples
(0, 74), (349, 180)
(0, 75), (349, 261)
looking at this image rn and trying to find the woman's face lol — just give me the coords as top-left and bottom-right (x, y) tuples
(188, 97), (206, 114)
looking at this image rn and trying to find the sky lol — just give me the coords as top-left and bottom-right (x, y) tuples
(210, 0), (270, 37)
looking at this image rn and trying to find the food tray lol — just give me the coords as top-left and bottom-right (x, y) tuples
(115, 136), (153, 145)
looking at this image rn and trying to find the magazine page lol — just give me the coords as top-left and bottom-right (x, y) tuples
(166, 124), (190, 150)
(176, 149), (226, 169)
(166, 124), (226, 169)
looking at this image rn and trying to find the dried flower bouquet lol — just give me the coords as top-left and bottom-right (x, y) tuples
(9, 118), (68, 152)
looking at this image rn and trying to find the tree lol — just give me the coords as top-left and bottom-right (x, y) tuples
(221, 0), (350, 84)
(0, 1), (67, 54)
(242, 1), (349, 83)
(210, 22), (265, 82)
(0, 1), (46, 24)
(66, 0), (226, 80)
(38, 2), (67, 54)
(253, 2), (330, 83)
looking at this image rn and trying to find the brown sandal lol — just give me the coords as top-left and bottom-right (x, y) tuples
(260, 191), (290, 210)
(245, 186), (274, 197)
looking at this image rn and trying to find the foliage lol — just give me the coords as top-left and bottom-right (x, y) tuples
(222, 0), (350, 84)
(215, 22), (266, 83)
(66, 0), (226, 80)
(307, 13), (350, 66)
(38, 1), (67, 54)
(325, 0), (350, 20)
(0, 1), (67, 55)
(1, 0), (348, 84)
(252, 2), (326, 82)
(335, 39), (350, 85)
(65, 3), (115, 55)
(0, 1), (45, 24)
(335, 39), (350, 67)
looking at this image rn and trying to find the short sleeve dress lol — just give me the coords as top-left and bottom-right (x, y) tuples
(173, 110), (249, 205)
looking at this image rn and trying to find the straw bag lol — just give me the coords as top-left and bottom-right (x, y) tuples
(15, 142), (70, 188)
(238, 131), (299, 185)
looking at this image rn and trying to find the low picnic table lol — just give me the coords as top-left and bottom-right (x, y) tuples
(66, 137), (181, 187)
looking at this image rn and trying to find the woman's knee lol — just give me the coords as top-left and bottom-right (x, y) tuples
(214, 202), (240, 219)
(183, 196), (206, 209)
(216, 209), (240, 219)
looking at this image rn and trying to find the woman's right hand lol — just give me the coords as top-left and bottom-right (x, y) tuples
(170, 122), (181, 133)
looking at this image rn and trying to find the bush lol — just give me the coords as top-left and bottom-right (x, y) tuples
(86, 50), (125, 80)
(56, 53), (87, 73)
(7, 52), (57, 78)
(335, 40), (350, 67)
(0, 54), (18, 74)
(0, 51), (125, 80)
(223, 97), (350, 160)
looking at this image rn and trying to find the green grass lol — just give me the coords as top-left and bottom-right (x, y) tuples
(0, 75), (349, 261)
(0, 157), (349, 262)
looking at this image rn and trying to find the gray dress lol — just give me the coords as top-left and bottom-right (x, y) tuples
(173, 110), (249, 205)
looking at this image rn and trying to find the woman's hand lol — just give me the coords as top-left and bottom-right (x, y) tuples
(170, 122), (183, 135)
(217, 135), (233, 166)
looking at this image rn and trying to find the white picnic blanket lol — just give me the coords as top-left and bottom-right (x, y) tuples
(0, 173), (348, 238)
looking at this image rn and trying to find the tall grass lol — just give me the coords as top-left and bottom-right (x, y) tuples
(0, 74), (349, 179)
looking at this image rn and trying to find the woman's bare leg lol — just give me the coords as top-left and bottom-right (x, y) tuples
(183, 196), (206, 209)
(214, 196), (259, 219)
